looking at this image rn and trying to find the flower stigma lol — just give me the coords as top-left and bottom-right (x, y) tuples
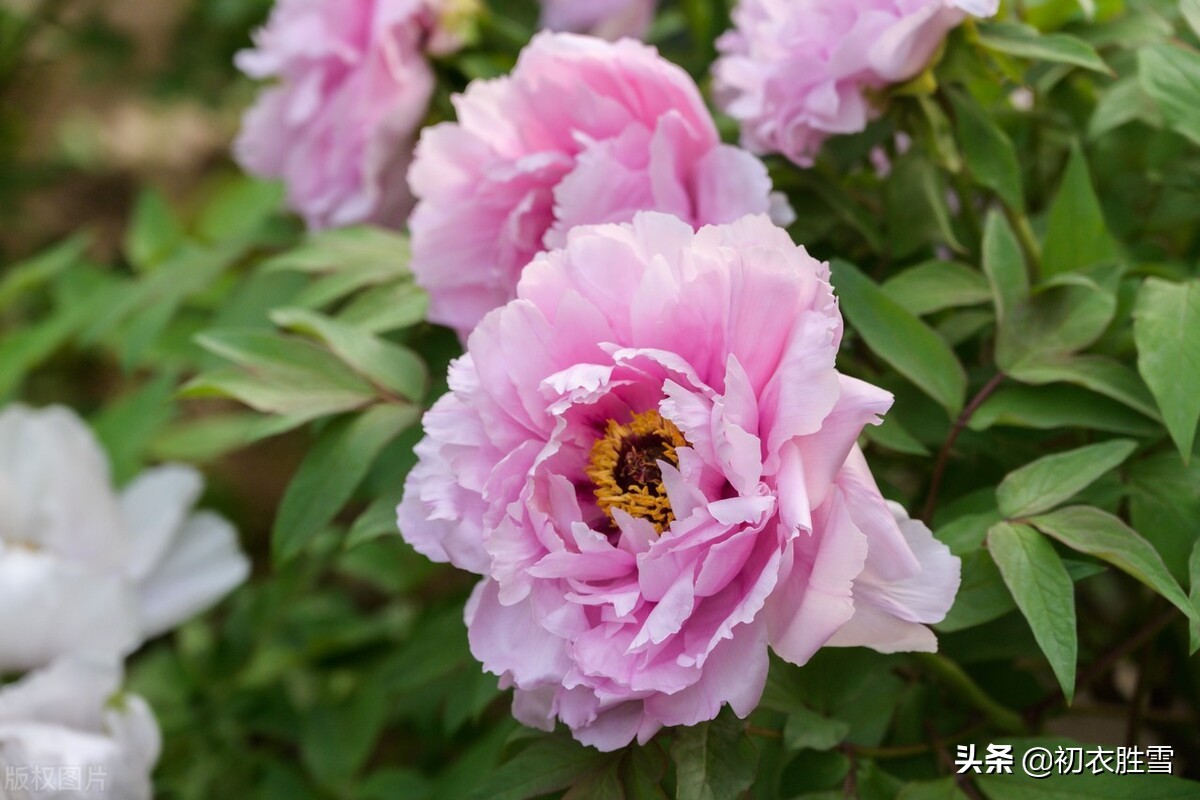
(586, 410), (688, 533)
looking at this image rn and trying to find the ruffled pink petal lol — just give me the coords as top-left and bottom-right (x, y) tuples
(767, 485), (869, 666)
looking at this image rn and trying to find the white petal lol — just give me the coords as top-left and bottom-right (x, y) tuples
(0, 405), (128, 569)
(136, 512), (249, 639)
(119, 465), (204, 583)
(105, 694), (162, 782)
(0, 658), (159, 800)
(0, 548), (139, 672)
(0, 657), (119, 729)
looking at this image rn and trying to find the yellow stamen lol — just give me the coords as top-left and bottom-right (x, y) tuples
(585, 410), (688, 533)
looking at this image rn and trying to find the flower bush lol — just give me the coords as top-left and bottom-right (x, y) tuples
(2, 0), (1200, 797)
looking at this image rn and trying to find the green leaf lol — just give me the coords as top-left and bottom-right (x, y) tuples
(976, 22), (1111, 74)
(996, 439), (1137, 518)
(273, 404), (419, 562)
(938, 550), (1020, 633)
(916, 93), (963, 173)
(562, 760), (625, 800)
(794, 171), (885, 254)
(1185, 0), (1200, 39)
(783, 706), (850, 752)
(1029, 506), (1197, 624)
(970, 385), (1162, 437)
(123, 189), (184, 270)
(979, 762), (1200, 798)
(623, 747), (668, 800)
(1190, 538), (1200, 653)
(671, 711), (758, 800)
(857, 761), (905, 800)
(0, 299), (94, 398)
(265, 225), (411, 277)
(346, 490), (407, 549)
(149, 412), (305, 462)
(939, 550), (1103, 633)
(91, 374), (177, 484)
(981, 211), (1029, 324)
(379, 608), (474, 695)
(1133, 278), (1200, 462)
(338, 536), (434, 596)
(949, 90), (1023, 210)
(1126, 451), (1200, 583)
(261, 765), (324, 800)
(1138, 43), (1200, 147)
(864, 414), (930, 456)
(988, 522), (1078, 702)
(301, 682), (389, 789)
(355, 769), (432, 800)
(937, 507), (1002, 556)
(937, 309), (993, 348)
(1089, 77), (1162, 140)
(1003, 355), (1159, 420)
(881, 260), (991, 317)
(886, 154), (964, 256)
(181, 369), (370, 421)
(195, 176), (282, 244)
(272, 308), (428, 402)
(196, 329), (378, 405)
(832, 260), (967, 415)
(1040, 146), (1118, 277)
(337, 283), (429, 334)
(996, 276), (1116, 374)
(466, 738), (613, 800)
(897, 778), (971, 800)
(88, 242), (243, 368)
(0, 235), (88, 310)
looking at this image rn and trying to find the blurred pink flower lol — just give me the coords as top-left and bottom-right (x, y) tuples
(397, 213), (961, 750)
(407, 32), (781, 337)
(235, 0), (458, 230)
(713, 0), (998, 166)
(539, 0), (657, 41)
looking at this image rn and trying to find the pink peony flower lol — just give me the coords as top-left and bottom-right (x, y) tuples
(713, 0), (999, 166)
(407, 32), (782, 337)
(397, 213), (961, 750)
(539, 0), (658, 41)
(235, 0), (462, 230)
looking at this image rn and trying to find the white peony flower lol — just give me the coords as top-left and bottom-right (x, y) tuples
(0, 657), (160, 800)
(0, 404), (251, 673)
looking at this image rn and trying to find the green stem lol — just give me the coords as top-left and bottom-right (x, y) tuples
(915, 653), (1027, 735)
(1004, 206), (1042, 282)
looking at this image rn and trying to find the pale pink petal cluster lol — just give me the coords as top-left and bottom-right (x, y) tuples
(713, 0), (999, 166)
(407, 32), (780, 337)
(397, 213), (960, 750)
(539, 0), (658, 41)
(235, 0), (458, 229)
